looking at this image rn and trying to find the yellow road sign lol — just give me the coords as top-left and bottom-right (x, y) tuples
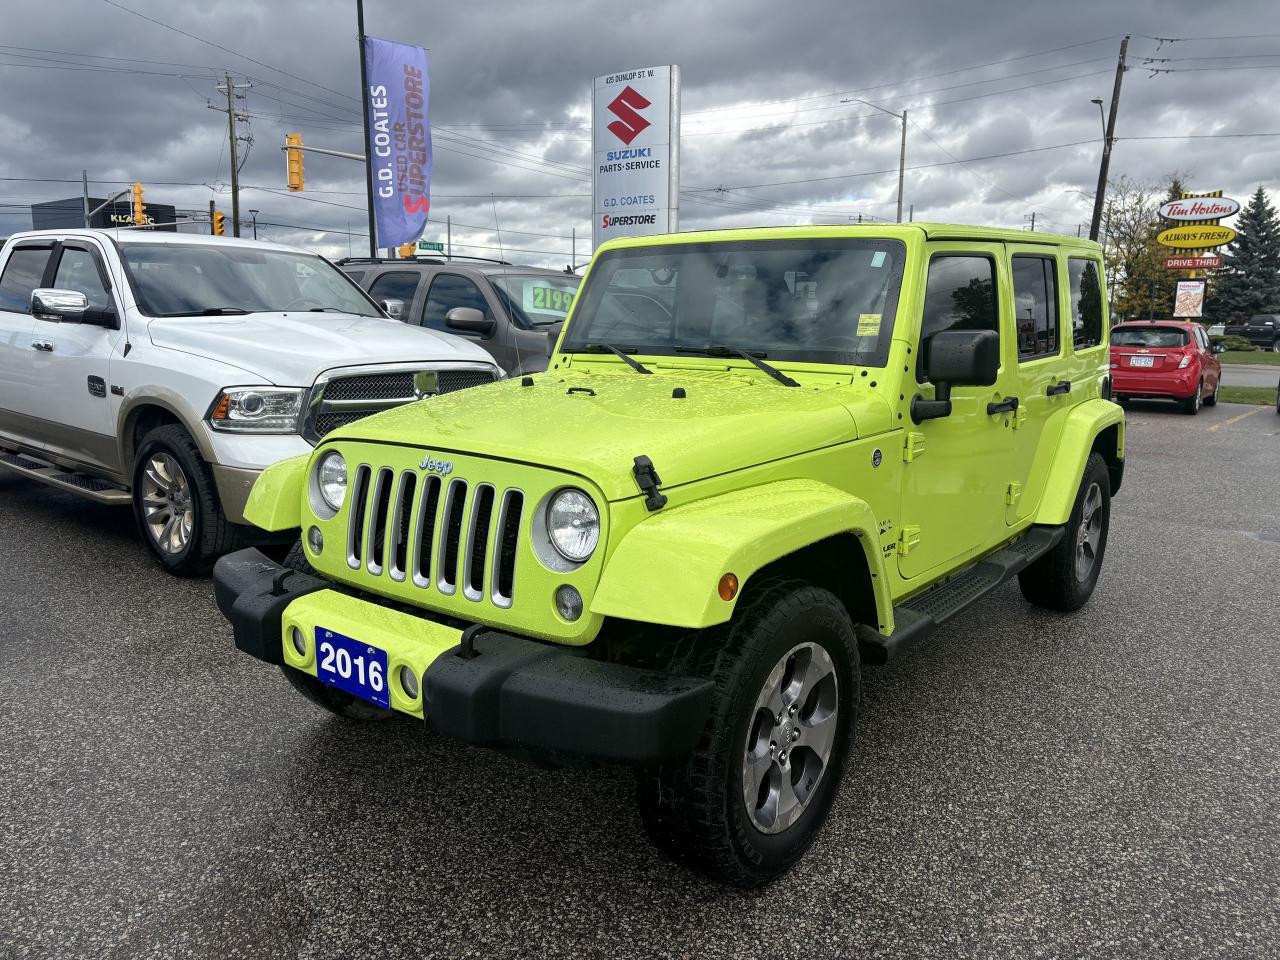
(1156, 224), (1236, 249)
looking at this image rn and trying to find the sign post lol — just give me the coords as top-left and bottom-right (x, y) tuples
(592, 65), (680, 250)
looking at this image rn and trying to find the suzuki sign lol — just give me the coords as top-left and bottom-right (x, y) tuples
(592, 65), (680, 249)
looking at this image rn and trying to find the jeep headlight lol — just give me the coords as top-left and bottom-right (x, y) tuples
(546, 489), (599, 562)
(208, 386), (303, 433)
(314, 451), (347, 512)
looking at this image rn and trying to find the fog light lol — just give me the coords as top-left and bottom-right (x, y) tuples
(291, 626), (306, 656)
(399, 664), (419, 699)
(555, 584), (584, 621)
(307, 525), (324, 554)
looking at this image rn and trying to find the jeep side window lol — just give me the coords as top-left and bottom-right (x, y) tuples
(0, 245), (54, 314)
(1068, 258), (1104, 348)
(917, 254), (997, 381)
(367, 271), (420, 317)
(423, 273), (491, 333)
(1011, 255), (1059, 360)
(51, 246), (112, 313)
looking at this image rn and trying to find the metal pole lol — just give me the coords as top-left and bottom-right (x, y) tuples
(447, 216), (451, 258)
(897, 109), (907, 223)
(571, 227), (576, 270)
(908, 203), (914, 222)
(81, 170), (91, 228)
(356, 0), (378, 256)
(1089, 35), (1129, 242)
(1029, 212), (1036, 231)
(224, 73), (242, 238)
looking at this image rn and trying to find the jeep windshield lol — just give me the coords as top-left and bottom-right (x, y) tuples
(117, 242), (383, 319)
(562, 238), (905, 366)
(488, 274), (580, 327)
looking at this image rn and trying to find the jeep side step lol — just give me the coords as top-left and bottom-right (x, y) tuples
(856, 525), (1065, 665)
(0, 450), (131, 505)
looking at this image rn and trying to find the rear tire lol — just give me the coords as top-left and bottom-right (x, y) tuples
(635, 580), (859, 888)
(1180, 382), (1202, 415)
(1018, 452), (1110, 612)
(1204, 379), (1219, 407)
(132, 424), (244, 576)
(276, 539), (394, 722)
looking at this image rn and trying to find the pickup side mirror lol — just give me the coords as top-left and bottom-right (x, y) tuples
(32, 288), (87, 321)
(380, 297), (405, 320)
(446, 306), (496, 337)
(911, 329), (1001, 424)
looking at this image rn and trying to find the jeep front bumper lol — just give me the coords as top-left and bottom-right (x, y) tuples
(213, 548), (713, 764)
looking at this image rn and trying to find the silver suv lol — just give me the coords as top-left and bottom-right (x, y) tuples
(339, 257), (580, 376)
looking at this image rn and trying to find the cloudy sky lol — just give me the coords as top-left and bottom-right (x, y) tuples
(2, 0), (1278, 266)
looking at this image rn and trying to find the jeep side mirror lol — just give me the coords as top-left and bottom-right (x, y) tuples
(380, 297), (405, 320)
(911, 329), (1001, 424)
(446, 306), (496, 337)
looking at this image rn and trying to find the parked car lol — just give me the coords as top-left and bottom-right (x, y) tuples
(216, 223), (1124, 886)
(338, 256), (580, 376)
(1224, 314), (1280, 352)
(1110, 320), (1221, 414)
(1205, 322), (1226, 337)
(0, 230), (501, 574)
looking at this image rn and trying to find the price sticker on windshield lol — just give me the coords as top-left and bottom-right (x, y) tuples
(857, 313), (882, 337)
(523, 283), (576, 316)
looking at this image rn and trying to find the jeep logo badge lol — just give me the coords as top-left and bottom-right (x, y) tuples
(419, 454), (453, 476)
(413, 371), (439, 399)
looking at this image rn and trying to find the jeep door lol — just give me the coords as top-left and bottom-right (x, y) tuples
(0, 240), (55, 447)
(24, 240), (127, 471)
(897, 244), (1020, 581)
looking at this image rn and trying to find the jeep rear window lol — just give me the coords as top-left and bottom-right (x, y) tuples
(1111, 326), (1188, 347)
(563, 239), (905, 366)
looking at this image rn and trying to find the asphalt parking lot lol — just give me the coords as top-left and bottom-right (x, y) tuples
(2, 402), (1277, 960)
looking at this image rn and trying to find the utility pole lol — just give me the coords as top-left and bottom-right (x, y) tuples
(571, 227), (576, 270)
(356, 0), (378, 256)
(897, 108), (907, 224)
(211, 74), (252, 238)
(1089, 35), (1129, 243)
(81, 170), (91, 228)
(208, 199), (216, 236)
(1026, 212), (1037, 231)
(446, 216), (452, 258)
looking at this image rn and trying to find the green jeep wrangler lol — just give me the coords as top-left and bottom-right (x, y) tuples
(215, 225), (1124, 887)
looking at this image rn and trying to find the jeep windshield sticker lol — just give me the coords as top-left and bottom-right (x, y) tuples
(870, 251), (887, 268)
(523, 282), (575, 317)
(857, 314), (882, 337)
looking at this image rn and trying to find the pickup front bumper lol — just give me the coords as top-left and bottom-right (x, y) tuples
(213, 549), (714, 765)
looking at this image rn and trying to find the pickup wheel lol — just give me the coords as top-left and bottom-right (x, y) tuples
(132, 424), (243, 576)
(635, 580), (859, 888)
(276, 541), (394, 722)
(1018, 451), (1110, 612)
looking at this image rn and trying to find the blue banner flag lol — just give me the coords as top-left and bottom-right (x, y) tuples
(363, 36), (431, 248)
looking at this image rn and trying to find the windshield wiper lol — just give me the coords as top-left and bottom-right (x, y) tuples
(675, 344), (799, 387)
(583, 342), (652, 375)
(158, 307), (253, 317)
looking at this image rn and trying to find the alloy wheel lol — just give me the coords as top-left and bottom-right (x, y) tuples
(1074, 482), (1104, 582)
(140, 453), (194, 555)
(741, 641), (839, 835)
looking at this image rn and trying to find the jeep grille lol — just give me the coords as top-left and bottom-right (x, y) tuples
(305, 369), (497, 442)
(346, 465), (524, 607)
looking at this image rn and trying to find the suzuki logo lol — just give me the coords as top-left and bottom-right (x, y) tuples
(606, 86), (651, 145)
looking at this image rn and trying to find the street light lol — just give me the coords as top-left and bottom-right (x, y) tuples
(248, 209), (259, 240)
(1090, 98), (1107, 139)
(841, 97), (908, 223)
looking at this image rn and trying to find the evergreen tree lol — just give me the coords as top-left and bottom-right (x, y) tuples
(1214, 185), (1280, 322)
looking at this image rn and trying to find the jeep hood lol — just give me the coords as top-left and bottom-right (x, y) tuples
(146, 312), (494, 386)
(333, 369), (887, 501)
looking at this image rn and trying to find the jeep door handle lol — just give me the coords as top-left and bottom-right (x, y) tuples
(31, 340), (55, 352)
(986, 396), (1019, 415)
(1047, 380), (1071, 396)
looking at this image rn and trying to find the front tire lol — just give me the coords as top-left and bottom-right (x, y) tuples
(132, 424), (243, 576)
(636, 580), (859, 888)
(1018, 452), (1111, 611)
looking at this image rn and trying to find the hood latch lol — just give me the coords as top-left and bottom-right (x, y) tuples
(632, 455), (668, 512)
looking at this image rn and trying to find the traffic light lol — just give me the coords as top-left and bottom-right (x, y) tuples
(285, 133), (304, 192)
(212, 209), (226, 236)
(398, 242), (416, 259)
(131, 182), (145, 226)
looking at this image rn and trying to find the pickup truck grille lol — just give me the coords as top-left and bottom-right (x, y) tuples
(346, 465), (524, 607)
(305, 369), (496, 442)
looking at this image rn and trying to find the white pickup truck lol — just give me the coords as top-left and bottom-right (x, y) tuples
(0, 229), (501, 574)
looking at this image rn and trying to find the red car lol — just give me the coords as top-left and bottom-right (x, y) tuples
(1110, 320), (1221, 415)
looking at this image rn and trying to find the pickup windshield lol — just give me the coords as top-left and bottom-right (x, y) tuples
(118, 243), (383, 318)
(562, 238), (905, 366)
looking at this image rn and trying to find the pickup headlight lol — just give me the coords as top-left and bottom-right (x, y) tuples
(546, 488), (600, 562)
(313, 450), (347, 513)
(208, 387), (303, 433)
